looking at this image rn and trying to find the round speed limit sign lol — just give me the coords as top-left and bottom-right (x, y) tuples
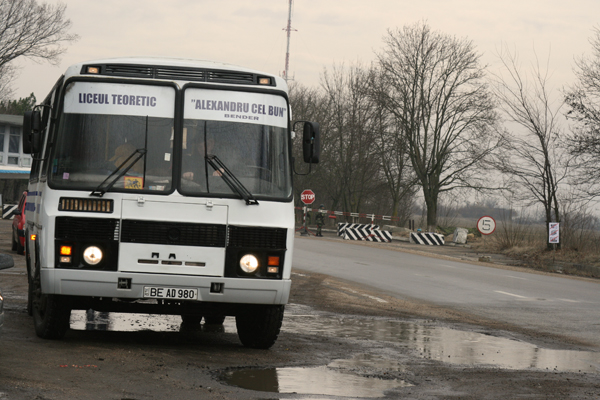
(477, 215), (496, 235)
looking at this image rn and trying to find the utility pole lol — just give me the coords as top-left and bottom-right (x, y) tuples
(282, 0), (296, 81)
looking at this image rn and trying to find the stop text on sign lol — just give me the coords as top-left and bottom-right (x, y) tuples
(301, 189), (315, 205)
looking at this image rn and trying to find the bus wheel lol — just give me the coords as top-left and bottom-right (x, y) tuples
(236, 305), (284, 349)
(32, 273), (70, 339)
(204, 315), (226, 325)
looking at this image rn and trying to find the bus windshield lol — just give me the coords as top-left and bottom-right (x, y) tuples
(180, 88), (292, 200)
(49, 82), (292, 200)
(50, 81), (175, 193)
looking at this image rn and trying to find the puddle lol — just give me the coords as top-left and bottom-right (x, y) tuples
(70, 310), (183, 332)
(281, 314), (600, 374)
(72, 308), (600, 374)
(222, 364), (410, 397)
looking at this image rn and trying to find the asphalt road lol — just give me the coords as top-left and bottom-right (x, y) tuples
(293, 236), (600, 349)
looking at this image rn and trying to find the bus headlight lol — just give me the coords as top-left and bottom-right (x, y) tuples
(83, 246), (103, 265)
(239, 254), (259, 273)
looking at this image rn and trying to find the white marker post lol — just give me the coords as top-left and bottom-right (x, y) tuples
(549, 222), (559, 251)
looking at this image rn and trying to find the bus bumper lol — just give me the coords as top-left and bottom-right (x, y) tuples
(41, 269), (291, 306)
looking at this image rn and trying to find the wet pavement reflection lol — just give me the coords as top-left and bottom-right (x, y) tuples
(72, 307), (600, 376)
(222, 362), (411, 397)
(71, 310), (182, 332)
(283, 314), (600, 374)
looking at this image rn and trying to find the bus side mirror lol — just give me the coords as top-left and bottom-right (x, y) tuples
(302, 121), (320, 164)
(23, 110), (42, 154)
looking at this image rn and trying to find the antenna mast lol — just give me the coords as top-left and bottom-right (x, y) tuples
(282, 0), (295, 81)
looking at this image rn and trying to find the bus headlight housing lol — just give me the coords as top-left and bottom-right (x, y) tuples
(83, 246), (103, 265)
(239, 254), (259, 273)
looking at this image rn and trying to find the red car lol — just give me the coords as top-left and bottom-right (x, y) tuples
(11, 191), (27, 255)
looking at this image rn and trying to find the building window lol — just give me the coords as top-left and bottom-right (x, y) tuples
(0, 124), (29, 169)
(9, 134), (19, 153)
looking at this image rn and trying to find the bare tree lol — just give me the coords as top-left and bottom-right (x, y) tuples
(0, 64), (15, 100)
(565, 27), (600, 194)
(368, 66), (418, 221)
(0, 0), (78, 99)
(289, 69), (418, 223)
(376, 22), (499, 231)
(319, 63), (382, 214)
(490, 46), (572, 249)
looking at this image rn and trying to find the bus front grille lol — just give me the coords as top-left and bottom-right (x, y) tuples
(120, 220), (226, 247)
(55, 217), (120, 241)
(227, 226), (287, 249)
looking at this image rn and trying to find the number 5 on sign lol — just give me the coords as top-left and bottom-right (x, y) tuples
(477, 216), (496, 235)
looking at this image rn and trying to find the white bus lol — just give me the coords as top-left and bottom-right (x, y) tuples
(22, 57), (319, 349)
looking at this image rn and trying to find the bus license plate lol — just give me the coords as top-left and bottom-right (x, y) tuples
(143, 287), (198, 300)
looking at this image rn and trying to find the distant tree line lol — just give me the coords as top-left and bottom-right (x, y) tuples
(0, 92), (36, 115)
(290, 22), (600, 249)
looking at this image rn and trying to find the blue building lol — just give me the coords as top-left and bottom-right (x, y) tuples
(0, 114), (31, 205)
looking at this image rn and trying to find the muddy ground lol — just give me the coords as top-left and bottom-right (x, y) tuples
(0, 221), (599, 399)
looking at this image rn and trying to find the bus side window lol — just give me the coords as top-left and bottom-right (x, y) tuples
(40, 79), (63, 180)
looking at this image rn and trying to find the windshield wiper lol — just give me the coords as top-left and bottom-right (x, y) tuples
(90, 148), (147, 197)
(206, 155), (259, 205)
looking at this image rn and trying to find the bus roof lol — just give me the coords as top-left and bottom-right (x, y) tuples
(63, 57), (288, 90)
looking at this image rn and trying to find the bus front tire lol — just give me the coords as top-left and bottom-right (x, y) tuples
(236, 305), (284, 349)
(32, 276), (70, 339)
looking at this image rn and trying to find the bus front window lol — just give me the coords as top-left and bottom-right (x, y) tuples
(181, 88), (292, 200)
(180, 120), (291, 199)
(49, 82), (176, 193)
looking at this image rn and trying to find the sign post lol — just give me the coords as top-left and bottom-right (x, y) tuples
(300, 189), (315, 236)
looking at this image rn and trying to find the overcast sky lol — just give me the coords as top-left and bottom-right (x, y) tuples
(12, 0), (600, 99)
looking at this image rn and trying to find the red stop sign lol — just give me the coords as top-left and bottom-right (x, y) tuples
(300, 189), (315, 205)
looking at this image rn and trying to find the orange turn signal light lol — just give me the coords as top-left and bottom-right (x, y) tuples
(60, 246), (72, 256)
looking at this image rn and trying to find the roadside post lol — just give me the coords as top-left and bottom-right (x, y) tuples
(549, 222), (559, 251)
(300, 189), (315, 236)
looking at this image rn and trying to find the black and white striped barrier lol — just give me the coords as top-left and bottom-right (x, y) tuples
(337, 223), (380, 237)
(342, 227), (392, 243)
(410, 232), (445, 245)
(2, 204), (17, 219)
